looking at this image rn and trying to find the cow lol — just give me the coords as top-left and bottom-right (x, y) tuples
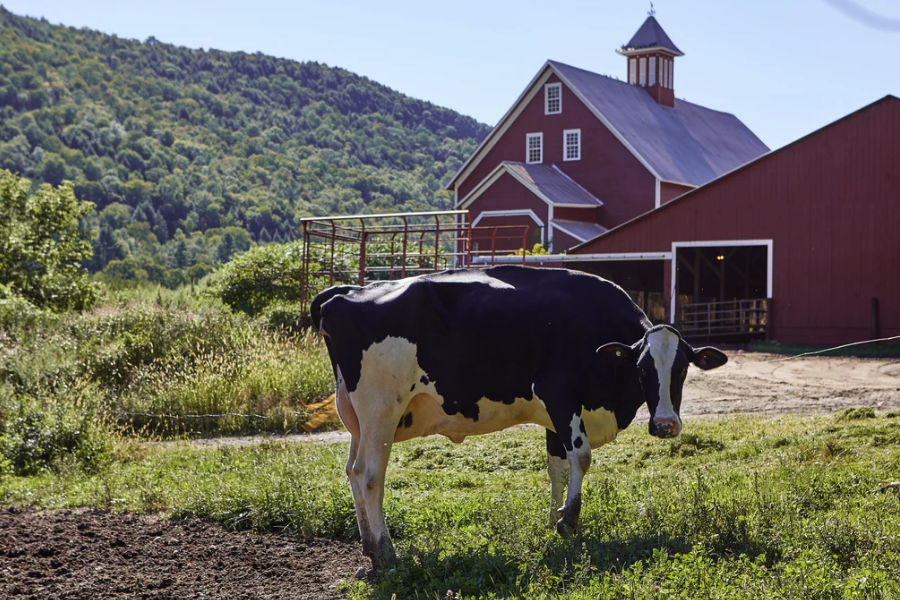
(311, 265), (727, 566)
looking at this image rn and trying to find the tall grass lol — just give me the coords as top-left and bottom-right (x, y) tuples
(0, 288), (335, 474)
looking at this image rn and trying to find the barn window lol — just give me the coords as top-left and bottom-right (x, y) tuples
(639, 58), (646, 85)
(669, 61), (674, 88)
(544, 83), (562, 114)
(662, 59), (668, 88)
(629, 59), (637, 84)
(649, 57), (657, 86)
(563, 129), (581, 161)
(526, 133), (543, 164)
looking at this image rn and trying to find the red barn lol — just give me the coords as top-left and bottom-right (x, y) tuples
(562, 96), (900, 346)
(447, 15), (768, 253)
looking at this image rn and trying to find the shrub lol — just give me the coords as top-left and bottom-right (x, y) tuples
(213, 241), (306, 316)
(259, 301), (310, 332)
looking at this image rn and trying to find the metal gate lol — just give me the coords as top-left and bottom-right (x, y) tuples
(675, 298), (770, 340)
(298, 210), (529, 311)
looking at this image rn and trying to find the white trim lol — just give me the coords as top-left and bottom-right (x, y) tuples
(639, 57), (646, 85)
(669, 239), (774, 325)
(563, 128), (581, 161)
(526, 132), (543, 164)
(544, 82), (562, 115)
(473, 209), (545, 245)
(654, 178), (661, 208)
(473, 251), (671, 265)
(617, 46), (683, 58)
(446, 67), (553, 191)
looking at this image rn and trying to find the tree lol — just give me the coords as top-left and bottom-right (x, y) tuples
(0, 170), (97, 311)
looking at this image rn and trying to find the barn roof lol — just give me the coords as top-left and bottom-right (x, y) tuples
(568, 95), (900, 252)
(502, 162), (604, 206)
(620, 15), (683, 55)
(550, 60), (770, 187)
(551, 219), (608, 242)
(447, 61), (768, 193)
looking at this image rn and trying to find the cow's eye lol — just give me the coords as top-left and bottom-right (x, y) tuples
(682, 367), (689, 378)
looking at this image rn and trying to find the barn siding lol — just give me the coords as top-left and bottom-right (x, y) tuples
(457, 74), (656, 229)
(660, 181), (694, 205)
(574, 98), (900, 345)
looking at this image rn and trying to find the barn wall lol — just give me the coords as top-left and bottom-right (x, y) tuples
(574, 98), (900, 345)
(550, 227), (580, 251)
(553, 206), (604, 223)
(456, 73), (656, 229)
(660, 181), (694, 205)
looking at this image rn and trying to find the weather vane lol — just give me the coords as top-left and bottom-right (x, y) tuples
(649, 2), (655, 16)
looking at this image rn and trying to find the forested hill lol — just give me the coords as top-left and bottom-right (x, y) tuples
(0, 7), (489, 283)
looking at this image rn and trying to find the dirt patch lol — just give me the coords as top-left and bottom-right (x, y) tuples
(0, 508), (367, 600)
(680, 350), (900, 416)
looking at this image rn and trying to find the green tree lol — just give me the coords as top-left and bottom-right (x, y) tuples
(0, 170), (97, 310)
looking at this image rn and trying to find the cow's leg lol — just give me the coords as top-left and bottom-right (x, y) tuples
(546, 428), (569, 526)
(351, 419), (397, 567)
(334, 370), (374, 555)
(557, 414), (591, 536)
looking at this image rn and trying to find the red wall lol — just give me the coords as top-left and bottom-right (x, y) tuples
(660, 181), (694, 206)
(456, 73), (656, 229)
(575, 98), (900, 345)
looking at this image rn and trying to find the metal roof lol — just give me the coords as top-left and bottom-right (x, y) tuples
(620, 16), (683, 55)
(551, 61), (770, 186)
(503, 162), (604, 206)
(551, 219), (608, 242)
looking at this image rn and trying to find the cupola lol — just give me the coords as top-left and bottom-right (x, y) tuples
(617, 11), (683, 108)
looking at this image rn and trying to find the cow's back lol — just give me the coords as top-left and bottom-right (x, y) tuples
(316, 266), (647, 416)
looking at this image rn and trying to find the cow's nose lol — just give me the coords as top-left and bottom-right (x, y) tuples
(652, 417), (681, 438)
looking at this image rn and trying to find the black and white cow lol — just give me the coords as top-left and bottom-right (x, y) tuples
(311, 265), (726, 566)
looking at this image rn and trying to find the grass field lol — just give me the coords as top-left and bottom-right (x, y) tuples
(2, 412), (899, 599)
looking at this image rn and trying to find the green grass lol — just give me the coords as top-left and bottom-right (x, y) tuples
(3, 414), (900, 599)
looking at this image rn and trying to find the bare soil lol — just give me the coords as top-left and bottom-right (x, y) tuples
(4, 351), (900, 598)
(0, 508), (368, 599)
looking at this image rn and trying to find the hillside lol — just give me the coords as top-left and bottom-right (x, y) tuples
(0, 7), (489, 283)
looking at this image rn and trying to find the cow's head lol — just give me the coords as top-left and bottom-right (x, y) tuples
(596, 325), (727, 438)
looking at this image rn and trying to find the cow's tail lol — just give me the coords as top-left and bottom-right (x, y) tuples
(310, 285), (362, 331)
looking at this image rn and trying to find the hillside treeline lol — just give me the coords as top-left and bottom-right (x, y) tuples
(0, 7), (488, 284)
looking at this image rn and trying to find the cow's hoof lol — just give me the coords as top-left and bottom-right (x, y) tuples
(556, 519), (577, 537)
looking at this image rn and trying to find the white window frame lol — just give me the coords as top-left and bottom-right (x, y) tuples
(649, 57), (657, 86)
(669, 239), (773, 325)
(563, 128), (581, 162)
(662, 59), (668, 88)
(639, 57), (646, 85)
(629, 58), (636, 84)
(526, 132), (543, 164)
(669, 60), (674, 88)
(544, 83), (562, 115)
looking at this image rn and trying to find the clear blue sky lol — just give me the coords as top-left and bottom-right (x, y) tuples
(5, 0), (899, 150)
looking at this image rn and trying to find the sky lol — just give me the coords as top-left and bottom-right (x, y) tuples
(4, 0), (900, 150)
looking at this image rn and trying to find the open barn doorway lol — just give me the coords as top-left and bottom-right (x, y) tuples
(672, 241), (772, 341)
(569, 259), (668, 324)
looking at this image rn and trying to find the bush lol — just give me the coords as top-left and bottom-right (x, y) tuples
(259, 301), (311, 332)
(213, 241), (306, 316)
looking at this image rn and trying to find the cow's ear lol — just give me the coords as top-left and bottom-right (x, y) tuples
(690, 346), (728, 370)
(596, 342), (636, 366)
